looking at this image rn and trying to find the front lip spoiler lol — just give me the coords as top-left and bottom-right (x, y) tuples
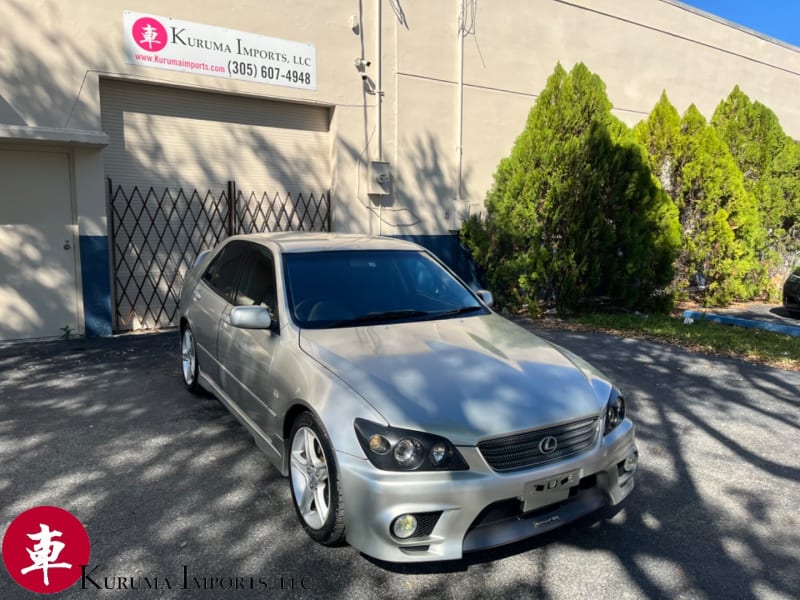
(462, 488), (607, 553)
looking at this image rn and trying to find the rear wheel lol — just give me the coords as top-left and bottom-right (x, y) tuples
(181, 325), (202, 394)
(289, 412), (345, 545)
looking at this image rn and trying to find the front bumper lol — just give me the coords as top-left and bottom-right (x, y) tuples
(338, 419), (637, 562)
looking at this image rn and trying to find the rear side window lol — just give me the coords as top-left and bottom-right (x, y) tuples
(202, 242), (250, 303)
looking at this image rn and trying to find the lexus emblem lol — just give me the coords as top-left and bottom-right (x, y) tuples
(539, 435), (558, 454)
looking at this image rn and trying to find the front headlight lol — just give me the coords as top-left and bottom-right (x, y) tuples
(354, 419), (469, 471)
(604, 388), (625, 435)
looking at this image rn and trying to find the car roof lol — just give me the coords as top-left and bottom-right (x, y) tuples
(224, 232), (425, 254)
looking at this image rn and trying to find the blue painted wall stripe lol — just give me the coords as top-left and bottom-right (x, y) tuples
(79, 235), (113, 337)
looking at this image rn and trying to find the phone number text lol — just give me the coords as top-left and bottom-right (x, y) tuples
(227, 61), (312, 86)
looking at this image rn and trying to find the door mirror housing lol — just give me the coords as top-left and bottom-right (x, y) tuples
(230, 306), (272, 330)
(476, 290), (494, 308)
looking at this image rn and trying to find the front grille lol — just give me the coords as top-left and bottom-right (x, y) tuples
(478, 417), (598, 472)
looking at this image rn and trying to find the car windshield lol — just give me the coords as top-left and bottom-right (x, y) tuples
(283, 250), (487, 328)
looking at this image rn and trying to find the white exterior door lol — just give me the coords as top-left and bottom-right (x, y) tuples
(0, 149), (79, 340)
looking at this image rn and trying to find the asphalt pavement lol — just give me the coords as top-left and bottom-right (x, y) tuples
(1, 326), (798, 599)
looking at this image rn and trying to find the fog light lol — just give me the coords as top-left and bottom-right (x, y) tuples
(623, 452), (638, 472)
(392, 514), (418, 539)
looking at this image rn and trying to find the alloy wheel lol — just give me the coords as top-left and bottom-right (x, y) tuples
(290, 426), (331, 530)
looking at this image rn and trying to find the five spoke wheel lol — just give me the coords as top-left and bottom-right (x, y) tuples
(288, 413), (345, 545)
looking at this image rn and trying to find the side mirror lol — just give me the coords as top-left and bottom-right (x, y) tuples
(476, 290), (494, 308)
(229, 306), (272, 330)
(192, 250), (211, 269)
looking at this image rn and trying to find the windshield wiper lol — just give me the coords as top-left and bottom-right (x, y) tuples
(431, 305), (485, 319)
(326, 309), (432, 327)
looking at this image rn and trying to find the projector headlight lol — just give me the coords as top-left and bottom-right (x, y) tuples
(604, 388), (626, 435)
(354, 419), (468, 471)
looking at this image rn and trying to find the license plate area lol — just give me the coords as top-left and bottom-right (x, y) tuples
(523, 470), (579, 512)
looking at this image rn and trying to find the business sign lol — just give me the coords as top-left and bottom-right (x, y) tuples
(123, 11), (317, 90)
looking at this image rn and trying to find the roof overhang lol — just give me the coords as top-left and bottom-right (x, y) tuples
(0, 125), (109, 148)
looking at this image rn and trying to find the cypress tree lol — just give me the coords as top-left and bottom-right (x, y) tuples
(633, 91), (681, 196)
(675, 105), (767, 304)
(462, 63), (680, 313)
(712, 87), (800, 282)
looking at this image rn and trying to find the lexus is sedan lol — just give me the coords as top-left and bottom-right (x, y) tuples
(178, 233), (638, 562)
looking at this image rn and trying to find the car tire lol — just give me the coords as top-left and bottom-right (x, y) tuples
(289, 412), (346, 546)
(181, 325), (202, 395)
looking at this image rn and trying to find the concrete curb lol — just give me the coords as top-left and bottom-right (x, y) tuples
(682, 310), (800, 338)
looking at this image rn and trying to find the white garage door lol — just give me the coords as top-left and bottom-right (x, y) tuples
(100, 79), (331, 193)
(0, 149), (79, 341)
(100, 79), (331, 330)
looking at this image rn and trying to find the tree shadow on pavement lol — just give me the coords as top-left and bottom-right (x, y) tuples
(1, 326), (798, 599)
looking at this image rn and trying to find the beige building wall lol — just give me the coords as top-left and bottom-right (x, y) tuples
(0, 0), (384, 236)
(2, 0), (799, 235)
(1, 0), (799, 336)
(389, 0), (800, 232)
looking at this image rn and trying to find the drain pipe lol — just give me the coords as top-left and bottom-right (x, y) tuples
(376, 0), (383, 163)
(454, 0), (465, 231)
(376, 0), (384, 234)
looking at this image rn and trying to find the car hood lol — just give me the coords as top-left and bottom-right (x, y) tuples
(299, 314), (611, 445)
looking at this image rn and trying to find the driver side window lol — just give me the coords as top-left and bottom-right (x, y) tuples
(235, 248), (278, 320)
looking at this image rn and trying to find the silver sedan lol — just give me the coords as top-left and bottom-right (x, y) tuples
(178, 233), (638, 562)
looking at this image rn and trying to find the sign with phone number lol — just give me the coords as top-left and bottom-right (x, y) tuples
(123, 11), (317, 91)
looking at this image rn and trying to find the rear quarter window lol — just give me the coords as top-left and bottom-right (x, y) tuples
(202, 242), (250, 303)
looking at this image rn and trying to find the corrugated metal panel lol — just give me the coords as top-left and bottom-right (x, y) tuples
(99, 79), (331, 194)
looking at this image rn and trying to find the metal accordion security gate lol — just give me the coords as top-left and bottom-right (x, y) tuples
(108, 179), (330, 332)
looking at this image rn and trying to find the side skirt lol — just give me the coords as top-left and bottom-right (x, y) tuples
(199, 372), (286, 474)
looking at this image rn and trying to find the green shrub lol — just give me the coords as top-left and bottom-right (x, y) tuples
(462, 63), (680, 314)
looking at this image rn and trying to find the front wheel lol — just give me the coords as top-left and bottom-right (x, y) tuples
(289, 412), (345, 546)
(181, 325), (202, 394)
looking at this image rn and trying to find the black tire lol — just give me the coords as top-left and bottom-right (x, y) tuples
(288, 412), (346, 546)
(180, 325), (202, 395)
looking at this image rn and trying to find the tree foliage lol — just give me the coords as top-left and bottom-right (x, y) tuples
(711, 86), (800, 280)
(633, 91), (681, 196)
(464, 67), (798, 312)
(462, 63), (680, 313)
(677, 104), (767, 304)
(635, 93), (780, 304)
